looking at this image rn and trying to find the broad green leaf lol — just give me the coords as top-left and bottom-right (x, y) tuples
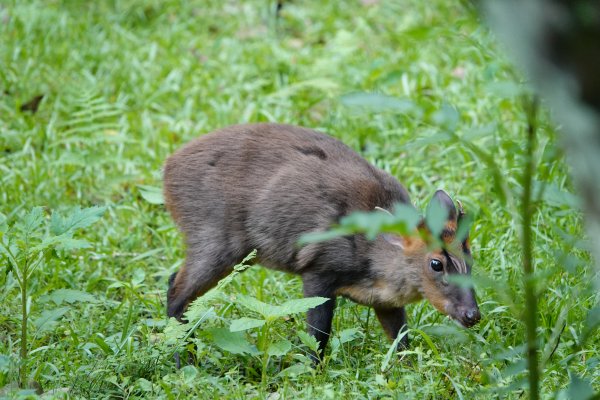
(446, 274), (475, 289)
(339, 209), (394, 240)
(337, 328), (361, 345)
(136, 378), (153, 392)
(533, 180), (581, 209)
(137, 185), (164, 205)
(340, 204), (420, 240)
(299, 204), (420, 244)
(455, 211), (474, 243)
(33, 307), (70, 334)
(425, 196), (448, 238)
(567, 373), (596, 400)
(41, 289), (99, 305)
(131, 268), (145, 285)
(277, 363), (313, 377)
(180, 365), (198, 383)
(267, 339), (292, 356)
(207, 327), (260, 356)
(501, 359), (527, 378)
(230, 317), (266, 332)
(422, 324), (468, 344)
(331, 328), (361, 354)
(50, 206), (106, 236)
(297, 229), (349, 245)
(276, 297), (329, 317)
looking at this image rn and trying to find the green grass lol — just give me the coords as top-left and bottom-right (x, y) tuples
(0, 0), (598, 398)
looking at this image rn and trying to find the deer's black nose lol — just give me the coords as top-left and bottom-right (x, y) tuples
(464, 308), (481, 327)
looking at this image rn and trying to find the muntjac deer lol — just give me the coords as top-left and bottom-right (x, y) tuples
(163, 123), (480, 362)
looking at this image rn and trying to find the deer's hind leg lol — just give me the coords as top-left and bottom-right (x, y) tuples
(167, 237), (243, 321)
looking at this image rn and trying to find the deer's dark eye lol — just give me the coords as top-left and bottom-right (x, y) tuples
(430, 259), (443, 272)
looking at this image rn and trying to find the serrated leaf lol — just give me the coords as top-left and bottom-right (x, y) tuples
(50, 206), (106, 236)
(431, 103), (460, 131)
(298, 331), (319, 352)
(33, 307), (70, 334)
(236, 295), (277, 318)
(137, 185), (164, 205)
(276, 297), (329, 317)
(230, 317), (266, 332)
(267, 339), (292, 356)
(17, 207), (44, 234)
(207, 327), (260, 356)
(41, 289), (99, 305)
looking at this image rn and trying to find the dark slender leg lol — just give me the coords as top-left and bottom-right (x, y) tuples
(374, 306), (409, 349)
(167, 253), (238, 368)
(302, 276), (336, 363)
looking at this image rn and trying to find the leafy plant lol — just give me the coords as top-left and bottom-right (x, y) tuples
(226, 294), (328, 386)
(1, 0), (598, 397)
(0, 206), (105, 388)
(163, 250), (328, 386)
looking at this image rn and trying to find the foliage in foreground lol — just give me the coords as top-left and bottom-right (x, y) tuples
(0, 0), (598, 398)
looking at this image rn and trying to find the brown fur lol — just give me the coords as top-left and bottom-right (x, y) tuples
(163, 123), (481, 360)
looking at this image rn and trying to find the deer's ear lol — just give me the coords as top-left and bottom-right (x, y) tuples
(382, 234), (404, 250)
(430, 189), (457, 221)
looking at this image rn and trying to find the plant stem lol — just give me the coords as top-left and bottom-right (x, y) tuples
(522, 97), (539, 400)
(259, 322), (269, 389)
(19, 259), (28, 388)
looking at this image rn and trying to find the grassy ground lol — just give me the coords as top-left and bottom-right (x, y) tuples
(0, 0), (598, 398)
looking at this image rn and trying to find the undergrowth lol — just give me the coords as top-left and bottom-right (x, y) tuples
(0, 0), (598, 398)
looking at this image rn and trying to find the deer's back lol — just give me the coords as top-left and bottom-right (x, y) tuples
(163, 123), (410, 271)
